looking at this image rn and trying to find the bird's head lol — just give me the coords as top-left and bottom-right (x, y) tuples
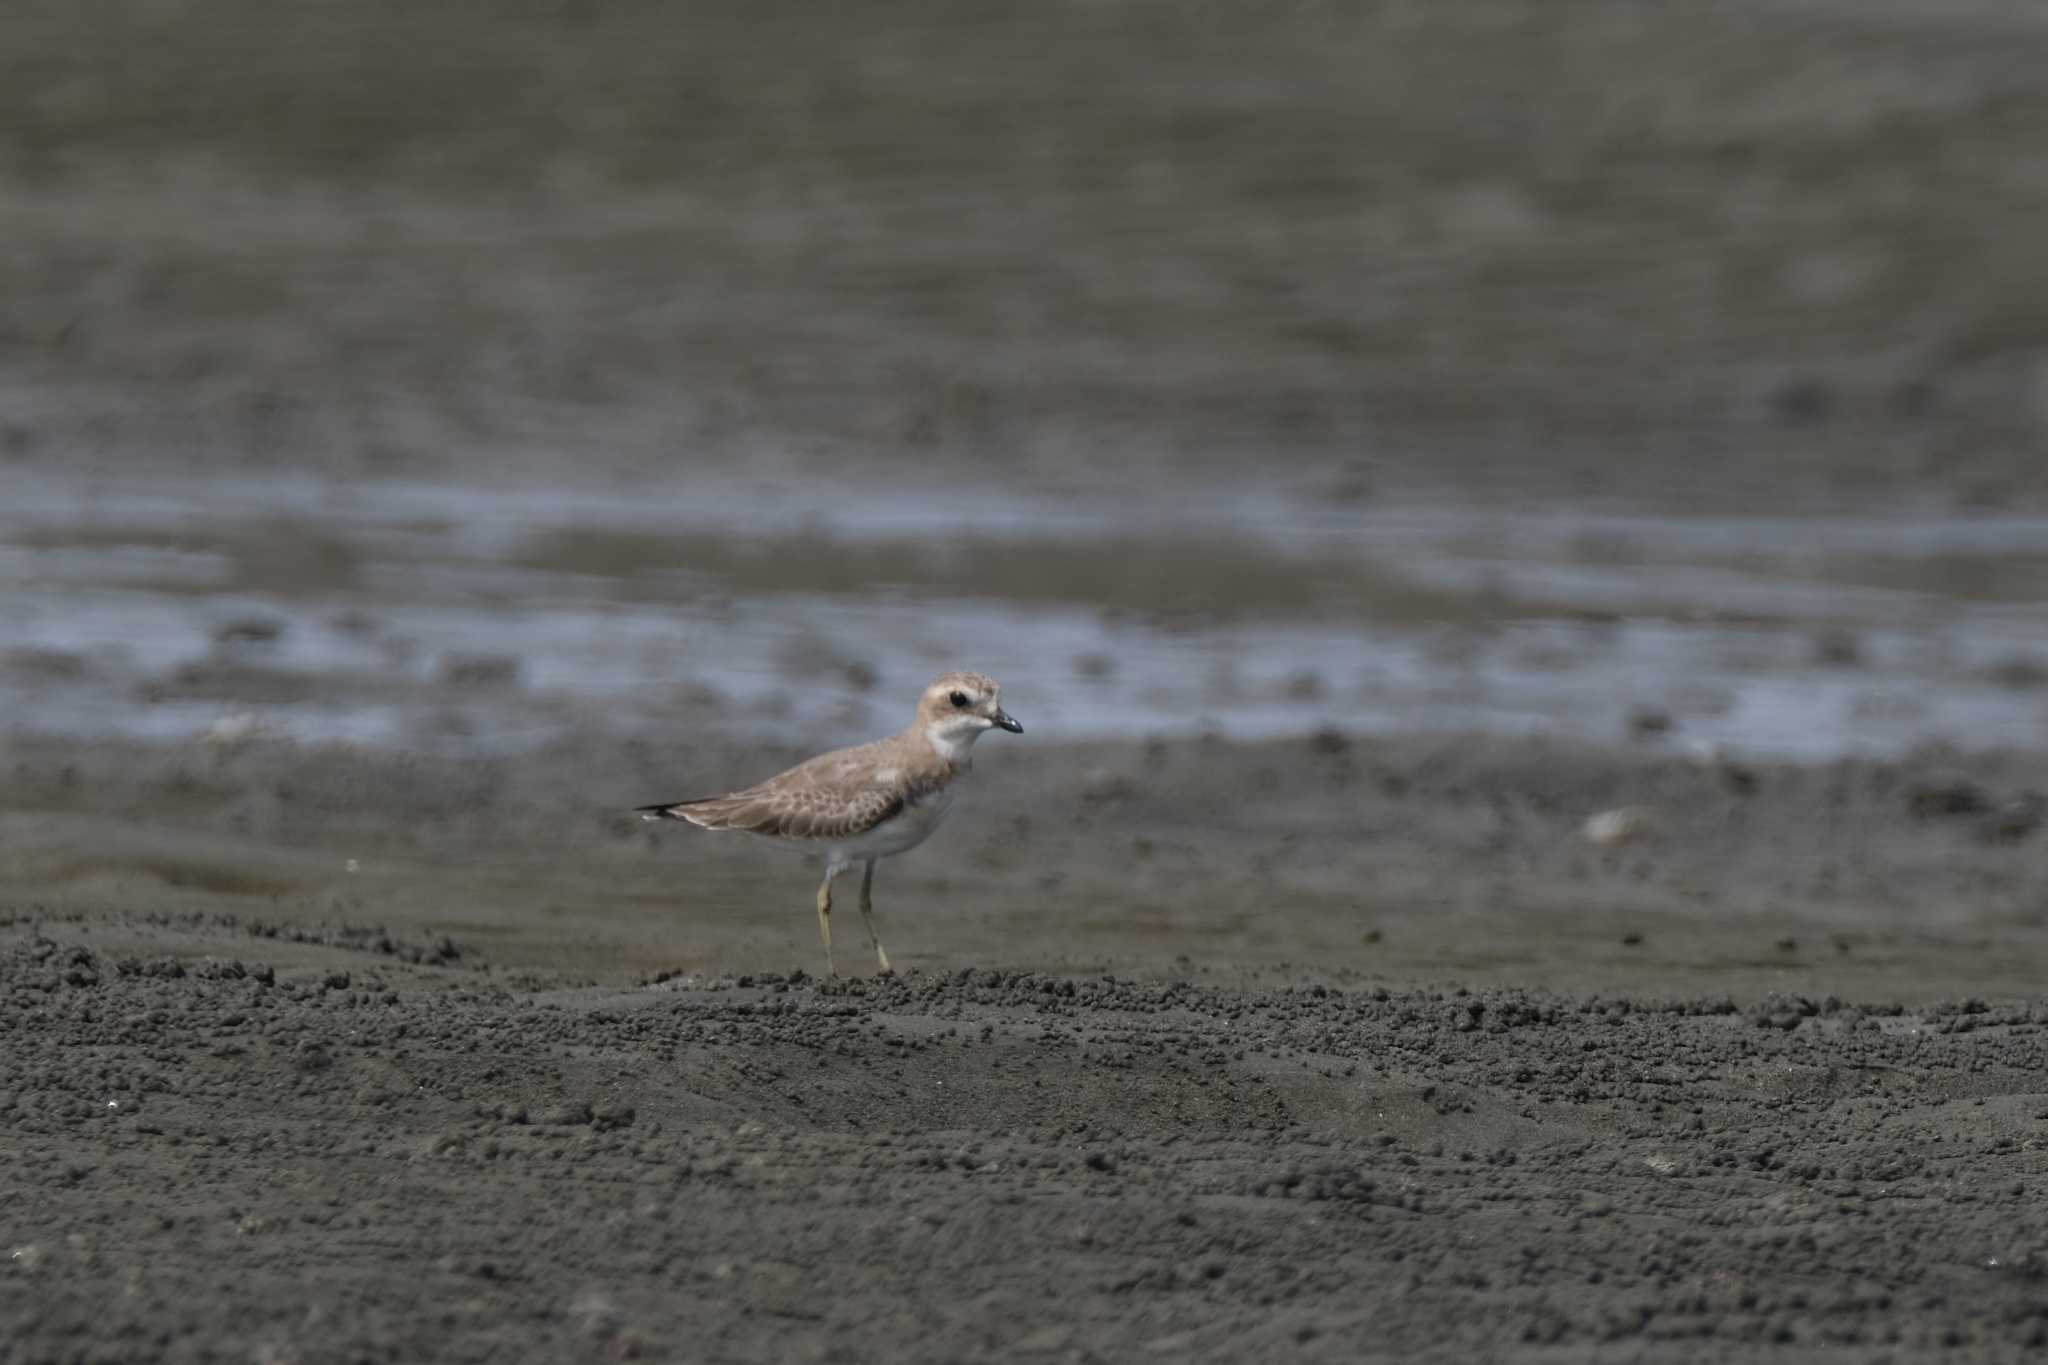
(916, 670), (1022, 761)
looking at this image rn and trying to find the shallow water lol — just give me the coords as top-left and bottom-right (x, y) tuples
(6, 468), (2048, 759)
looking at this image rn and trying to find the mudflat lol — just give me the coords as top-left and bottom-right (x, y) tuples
(7, 732), (2048, 1361)
(7, 0), (2048, 512)
(8, 0), (2048, 1357)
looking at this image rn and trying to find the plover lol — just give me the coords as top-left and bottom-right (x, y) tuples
(637, 671), (1023, 976)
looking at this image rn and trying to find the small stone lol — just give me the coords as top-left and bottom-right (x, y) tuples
(204, 713), (270, 746)
(1980, 795), (2045, 846)
(1581, 806), (1655, 847)
(1907, 774), (1989, 819)
(1627, 708), (1673, 739)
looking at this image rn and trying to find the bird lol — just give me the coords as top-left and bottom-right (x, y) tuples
(636, 671), (1023, 976)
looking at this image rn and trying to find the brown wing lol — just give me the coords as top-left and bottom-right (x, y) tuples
(654, 740), (909, 841)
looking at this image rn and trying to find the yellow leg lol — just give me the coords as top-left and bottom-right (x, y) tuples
(815, 870), (836, 977)
(857, 859), (891, 974)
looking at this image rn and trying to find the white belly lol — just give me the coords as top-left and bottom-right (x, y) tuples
(832, 786), (955, 863)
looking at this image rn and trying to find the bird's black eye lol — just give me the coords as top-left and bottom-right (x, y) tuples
(949, 691), (969, 708)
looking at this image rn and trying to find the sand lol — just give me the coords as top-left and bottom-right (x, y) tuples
(8, 733), (2048, 1360)
(8, 1), (2048, 1357)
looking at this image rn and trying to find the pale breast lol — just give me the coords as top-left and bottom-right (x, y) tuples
(834, 783), (955, 860)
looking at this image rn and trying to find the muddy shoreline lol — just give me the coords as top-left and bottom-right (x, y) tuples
(7, 732), (2048, 1360)
(8, 0), (2048, 512)
(9, 730), (2048, 996)
(8, 0), (2048, 1355)
(8, 920), (2048, 1362)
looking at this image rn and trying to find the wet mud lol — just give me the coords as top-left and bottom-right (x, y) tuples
(8, 924), (2048, 1362)
(8, 734), (2048, 1361)
(8, 1), (2048, 1358)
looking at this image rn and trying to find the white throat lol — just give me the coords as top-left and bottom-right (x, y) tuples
(923, 721), (984, 765)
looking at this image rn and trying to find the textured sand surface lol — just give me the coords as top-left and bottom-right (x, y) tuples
(8, 928), (2048, 1363)
(8, 1), (2048, 1357)
(8, 735), (2048, 1361)
(6, 0), (2048, 509)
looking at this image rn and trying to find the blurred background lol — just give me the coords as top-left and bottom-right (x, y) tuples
(7, 0), (2048, 983)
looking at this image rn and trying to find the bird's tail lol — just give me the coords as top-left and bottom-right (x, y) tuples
(635, 800), (707, 821)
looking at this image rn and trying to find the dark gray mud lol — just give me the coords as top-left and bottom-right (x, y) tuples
(7, 925), (2048, 1363)
(10, 731), (2048, 996)
(8, 735), (2048, 1361)
(6, 0), (2048, 510)
(8, 1), (2048, 1358)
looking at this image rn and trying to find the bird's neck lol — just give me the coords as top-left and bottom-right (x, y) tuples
(919, 722), (979, 770)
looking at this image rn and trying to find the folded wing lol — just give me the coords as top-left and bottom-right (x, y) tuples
(636, 742), (910, 841)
